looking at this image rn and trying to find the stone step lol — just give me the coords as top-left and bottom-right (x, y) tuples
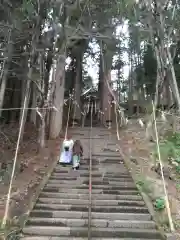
(26, 217), (156, 229)
(22, 226), (162, 238)
(53, 167), (100, 172)
(48, 179), (84, 185)
(52, 169), (72, 174)
(82, 180), (135, 186)
(47, 179), (135, 187)
(49, 176), (134, 182)
(50, 176), (79, 180)
(55, 163), (98, 168)
(103, 178), (133, 182)
(21, 237), (161, 240)
(77, 136), (104, 139)
(30, 210), (151, 220)
(79, 173), (132, 178)
(45, 183), (85, 189)
(51, 172), (132, 177)
(92, 153), (121, 157)
(21, 127), (162, 240)
(99, 160), (125, 164)
(76, 162), (126, 167)
(39, 192), (142, 201)
(79, 159), (124, 164)
(51, 171), (130, 176)
(106, 171), (131, 175)
(52, 168), (130, 174)
(37, 198), (146, 208)
(77, 166), (128, 171)
(42, 187), (139, 195)
(45, 183), (137, 190)
(93, 183), (136, 189)
(34, 204), (148, 213)
(74, 161), (100, 165)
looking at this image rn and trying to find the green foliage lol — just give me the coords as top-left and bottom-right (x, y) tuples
(22, 0), (34, 13)
(153, 132), (180, 174)
(176, 183), (180, 190)
(152, 141), (175, 162)
(166, 132), (180, 145)
(134, 64), (144, 88)
(175, 165), (180, 173)
(19, 0), (36, 20)
(0, 218), (20, 240)
(3, 230), (20, 240)
(133, 44), (157, 96)
(136, 176), (152, 194)
(173, 42), (180, 88)
(154, 197), (165, 211)
(143, 45), (157, 95)
(174, 220), (180, 230)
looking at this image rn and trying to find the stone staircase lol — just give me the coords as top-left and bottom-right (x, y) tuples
(21, 127), (164, 239)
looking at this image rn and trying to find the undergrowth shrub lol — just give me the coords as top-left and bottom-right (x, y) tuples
(0, 218), (20, 240)
(153, 131), (180, 174)
(154, 197), (165, 211)
(136, 176), (152, 194)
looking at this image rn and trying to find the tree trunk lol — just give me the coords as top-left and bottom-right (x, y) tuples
(19, 40), (36, 141)
(46, 69), (55, 138)
(98, 53), (103, 109)
(39, 116), (45, 148)
(102, 70), (111, 123)
(49, 55), (66, 139)
(10, 78), (21, 122)
(166, 47), (180, 110)
(100, 40), (113, 125)
(0, 31), (13, 118)
(44, 49), (53, 98)
(74, 54), (82, 121)
(163, 74), (173, 108)
(30, 82), (37, 125)
(20, 52), (29, 124)
(128, 52), (133, 115)
(37, 103), (47, 150)
(19, 69), (32, 142)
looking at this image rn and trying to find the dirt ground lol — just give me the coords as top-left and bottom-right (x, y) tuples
(0, 123), (63, 224)
(117, 119), (180, 234)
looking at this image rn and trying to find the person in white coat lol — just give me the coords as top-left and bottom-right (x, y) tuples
(59, 135), (74, 164)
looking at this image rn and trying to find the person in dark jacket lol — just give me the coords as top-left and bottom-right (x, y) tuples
(72, 140), (83, 170)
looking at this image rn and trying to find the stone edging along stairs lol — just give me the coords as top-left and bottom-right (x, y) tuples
(20, 127), (164, 239)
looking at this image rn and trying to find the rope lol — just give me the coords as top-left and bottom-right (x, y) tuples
(152, 102), (174, 232)
(88, 101), (93, 240)
(0, 98), (71, 112)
